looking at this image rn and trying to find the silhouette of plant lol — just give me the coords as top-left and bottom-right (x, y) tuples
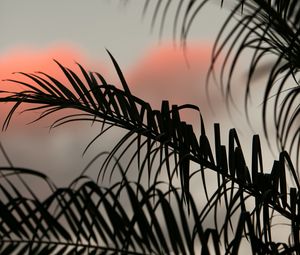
(0, 0), (299, 254)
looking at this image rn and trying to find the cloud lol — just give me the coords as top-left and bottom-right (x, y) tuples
(126, 41), (225, 126)
(0, 44), (108, 130)
(0, 45), (96, 80)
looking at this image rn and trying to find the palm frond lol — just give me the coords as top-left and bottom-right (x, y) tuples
(0, 165), (227, 254)
(0, 54), (211, 197)
(1, 155), (300, 254)
(0, 163), (299, 254)
(1, 55), (300, 253)
(132, 0), (300, 171)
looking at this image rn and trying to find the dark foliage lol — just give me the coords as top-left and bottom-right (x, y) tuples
(0, 57), (299, 253)
(0, 0), (300, 254)
(139, 0), (300, 170)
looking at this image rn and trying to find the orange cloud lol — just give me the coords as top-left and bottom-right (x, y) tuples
(0, 44), (109, 88)
(126, 42), (224, 125)
(0, 44), (108, 130)
(0, 42), (224, 132)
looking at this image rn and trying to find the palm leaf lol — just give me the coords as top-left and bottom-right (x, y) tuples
(0, 164), (220, 254)
(1, 153), (300, 254)
(1, 163), (299, 254)
(131, 0), (300, 171)
(0, 55), (300, 253)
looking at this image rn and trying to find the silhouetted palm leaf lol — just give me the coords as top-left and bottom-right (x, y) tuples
(135, 0), (300, 170)
(0, 160), (299, 254)
(0, 55), (300, 253)
(0, 164), (236, 254)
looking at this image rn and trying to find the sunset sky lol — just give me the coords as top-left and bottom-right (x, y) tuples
(0, 2), (293, 253)
(0, 1), (275, 186)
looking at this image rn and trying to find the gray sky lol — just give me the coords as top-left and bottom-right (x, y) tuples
(0, 0), (227, 66)
(0, 0), (275, 185)
(0, 1), (289, 251)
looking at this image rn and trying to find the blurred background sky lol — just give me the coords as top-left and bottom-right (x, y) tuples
(0, 0), (276, 187)
(0, 2), (291, 250)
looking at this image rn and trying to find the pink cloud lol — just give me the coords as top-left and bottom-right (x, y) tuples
(0, 44), (109, 89)
(0, 42), (224, 131)
(0, 44), (108, 130)
(126, 42), (223, 125)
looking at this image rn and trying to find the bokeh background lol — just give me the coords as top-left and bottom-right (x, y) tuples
(0, 0), (275, 190)
(0, 1), (289, 252)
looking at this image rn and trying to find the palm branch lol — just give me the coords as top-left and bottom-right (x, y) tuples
(0, 163), (277, 255)
(136, 0), (300, 171)
(0, 55), (299, 253)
